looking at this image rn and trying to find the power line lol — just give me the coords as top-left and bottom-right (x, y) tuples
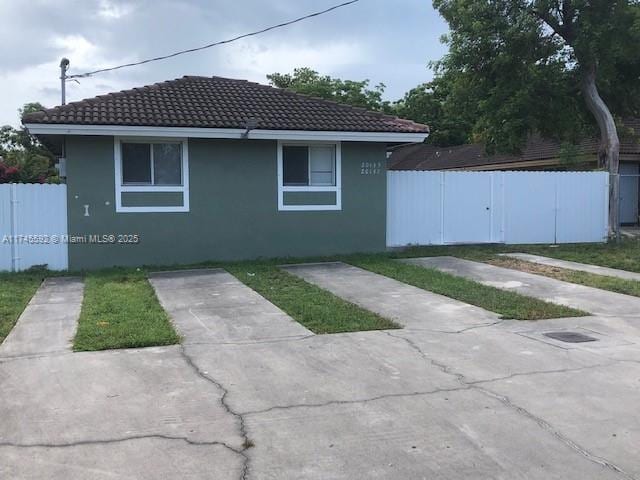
(68, 0), (361, 79)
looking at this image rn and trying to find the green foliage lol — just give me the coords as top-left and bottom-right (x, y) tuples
(393, 74), (476, 146)
(429, 0), (640, 153)
(0, 102), (57, 183)
(267, 67), (392, 112)
(2, 150), (59, 184)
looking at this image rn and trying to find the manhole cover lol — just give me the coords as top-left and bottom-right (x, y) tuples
(543, 331), (598, 343)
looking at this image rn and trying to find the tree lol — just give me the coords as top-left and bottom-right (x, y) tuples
(431, 0), (640, 235)
(0, 102), (58, 183)
(394, 73), (477, 146)
(267, 67), (392, 112)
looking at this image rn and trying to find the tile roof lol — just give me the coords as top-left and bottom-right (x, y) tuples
(389, 119), (640, 170)
(23, 75), (429, 134)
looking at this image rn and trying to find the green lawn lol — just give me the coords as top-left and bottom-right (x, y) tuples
(74, 271), (180, 351)
(489, 256), (640, 298)
(0, 273), (42, 343)
(519, 240), (640, 273)
(6, 240), (624, 345)
(227, 263), (400, 333)
(349, 256), (587, 320)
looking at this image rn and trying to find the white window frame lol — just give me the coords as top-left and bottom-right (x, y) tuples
(277, 140), (342, 211)
(114, 136), (190, 213)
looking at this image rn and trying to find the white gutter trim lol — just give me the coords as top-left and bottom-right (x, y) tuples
(24, 123), (429, 143)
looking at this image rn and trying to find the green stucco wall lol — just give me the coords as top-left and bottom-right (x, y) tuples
(121, 192), (184, 207)
(65, 136), (387, 269)
(282, 191), (337, 206)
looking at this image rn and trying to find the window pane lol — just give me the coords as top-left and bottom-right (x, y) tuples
(283, 146), (308, 186)
(153, 143), (182, 185)
(309, 146), (335, 186)
(122, 143), (151, 184)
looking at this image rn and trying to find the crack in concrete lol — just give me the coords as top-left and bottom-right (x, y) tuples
(179, 344), (253, 480)
(467, 362), (619, 385)
(383, 331), (636, 480)
(402, 320), (505, 335)
(183, 334), (316, 347)
(475, 385), (637, 480)
(0, 433), (242, 455)
(241, 386), (470, 416)
(0, 350), (74, 363)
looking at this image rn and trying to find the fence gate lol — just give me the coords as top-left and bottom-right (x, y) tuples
(387, 171), (609, 247)
(443, 172), (494, 243)
(0, 184), (68, 271)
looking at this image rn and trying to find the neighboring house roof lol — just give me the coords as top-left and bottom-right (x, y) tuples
(22, 76), (429, 134)
(389, 119), (640, 170)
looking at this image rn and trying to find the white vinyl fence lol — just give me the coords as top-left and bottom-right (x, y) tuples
(387, 171), (609, 247)
(0, 184), (68, 271)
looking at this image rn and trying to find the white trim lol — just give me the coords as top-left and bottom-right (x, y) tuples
(282, 186), (339, 193)
(25, 123), (428, 143)
(277, 140), (342, 212)
(120, 185), (185, 192)
(114, 137), (190, 213)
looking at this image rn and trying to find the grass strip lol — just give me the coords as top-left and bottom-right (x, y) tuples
(227, 263), (400, 334)
(0, 273), (42, 343)
(74, 271), (180, 351)
(520, 240), (640, 274)
(349, 256), (587, 320)
(489, 257), (640, 298)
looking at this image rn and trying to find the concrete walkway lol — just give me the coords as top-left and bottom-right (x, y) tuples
(0, 277), (83, 358)
(282, 262), (500, 332)
(149, 269), (311, 344)
(404, 256), (640, 318)
(502, 252), (640, 281)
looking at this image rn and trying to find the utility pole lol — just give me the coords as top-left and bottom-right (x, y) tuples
(60, 58), (70, 105)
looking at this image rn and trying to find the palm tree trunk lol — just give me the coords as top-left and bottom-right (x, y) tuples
(581, 65), (620, 239)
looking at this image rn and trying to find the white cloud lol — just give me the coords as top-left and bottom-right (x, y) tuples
(98, 0), (134, 20)
(222, 40), (370, 82)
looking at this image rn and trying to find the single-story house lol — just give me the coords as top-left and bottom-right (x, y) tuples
(388, 122), (640, 225)
(24, 76), (429, 269)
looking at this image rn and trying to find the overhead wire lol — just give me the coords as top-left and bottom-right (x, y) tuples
(67, 0), (361, 79)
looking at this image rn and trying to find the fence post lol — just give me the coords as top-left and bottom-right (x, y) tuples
(439, 171), (445, 244)
(9, 183), (19, 272)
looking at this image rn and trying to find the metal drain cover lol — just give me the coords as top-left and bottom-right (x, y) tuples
(544, 331), (598, 343)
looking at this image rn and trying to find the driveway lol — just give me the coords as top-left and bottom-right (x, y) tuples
(1, 265), (640, 479)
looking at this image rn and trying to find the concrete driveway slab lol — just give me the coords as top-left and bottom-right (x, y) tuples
(0, 346), (243, 449)
(244, 389), (622, 480)
(183, 331), (461, 414)
(503, 253), (640, 281)
(404, 256), (640, 317)
(0, 277), (83, 358)
(386, 326), (609, 384)
(482, 361), (640, 479)
(282, 262), (500, 331)
(150, 269), (311, 344)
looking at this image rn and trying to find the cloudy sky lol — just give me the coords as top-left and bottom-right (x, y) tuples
(0, 0), (448, 127)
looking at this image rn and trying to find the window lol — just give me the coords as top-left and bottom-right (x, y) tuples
(115, 137), (189, 213)
(282, 145), (336, 187)
(121, 142), (182, 186)
(278, 141), (341, 211)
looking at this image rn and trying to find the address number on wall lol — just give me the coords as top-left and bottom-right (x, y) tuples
(361, 161), (383, 175)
